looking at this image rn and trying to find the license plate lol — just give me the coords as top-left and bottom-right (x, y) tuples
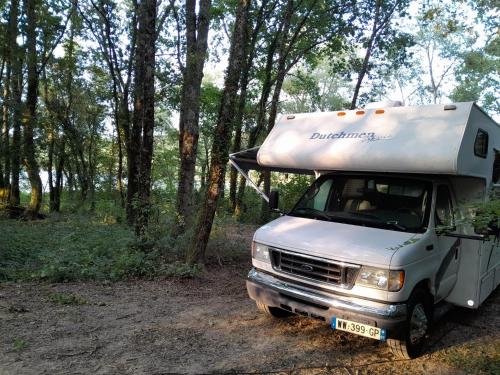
(331, 317), (386, 341)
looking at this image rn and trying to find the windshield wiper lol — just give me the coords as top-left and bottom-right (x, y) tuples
(344, 212), (408, 231)
(384, 221), (407, 231)
(292, 207), (333, 221)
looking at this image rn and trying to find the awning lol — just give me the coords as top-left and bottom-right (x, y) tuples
(229, 146), (313, 203)
(229, 147), (314, 174)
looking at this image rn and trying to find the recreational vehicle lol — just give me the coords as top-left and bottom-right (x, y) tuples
(229, 102), (500, 359)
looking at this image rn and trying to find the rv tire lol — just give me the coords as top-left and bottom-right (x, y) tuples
(387, 288), (432, 359)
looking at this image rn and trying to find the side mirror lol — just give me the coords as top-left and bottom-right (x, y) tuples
(269, 189), (279, 211)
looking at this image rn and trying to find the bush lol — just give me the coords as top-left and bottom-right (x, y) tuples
(0, 213), (157, 282)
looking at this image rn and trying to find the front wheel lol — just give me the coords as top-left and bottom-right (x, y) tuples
(255, 301), (292, 318)
(387, 288), (433, 359)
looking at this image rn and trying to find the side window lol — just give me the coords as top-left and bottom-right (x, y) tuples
(435, 185), (454, 228)
(304, 179), (333, 211)
(492, 150), (500, 183)
(474, 129), (488, 158)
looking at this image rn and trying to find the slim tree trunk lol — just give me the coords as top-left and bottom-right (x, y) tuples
(0, 0), (19, 202)
(176, 0), (211, 232)
(229, 0), (268, 212)
(23, 0), (43, 218)
(54, 141), (65, 212)
(259, 72), (285, 222)
(235, 0), (292, 217)
(48, 128), (56, 211)
(127, 0), (157, 235)
(9, 50), (23, 207)
(350, 1), (382, 110)
(187, 0), (251, 264)
(0, 62), (9, 201)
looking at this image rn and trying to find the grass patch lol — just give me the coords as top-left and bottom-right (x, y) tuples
(440, 337), (500, 375)
(48, 292), (88, 305)
(158, 261), (202, 278)
(13, 338), (26, 351)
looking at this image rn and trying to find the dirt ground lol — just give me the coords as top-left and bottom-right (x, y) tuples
(1, 226), (499, 375)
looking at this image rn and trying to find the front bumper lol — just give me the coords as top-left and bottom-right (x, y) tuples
(247, 268), (408, 338)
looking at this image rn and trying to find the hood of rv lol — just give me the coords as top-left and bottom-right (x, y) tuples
(254, 215), (419, 268)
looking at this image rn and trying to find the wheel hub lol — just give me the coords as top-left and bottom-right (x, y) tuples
(409, 303), (428, 344)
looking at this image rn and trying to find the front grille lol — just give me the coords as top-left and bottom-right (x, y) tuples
(270, 248), (359, 288)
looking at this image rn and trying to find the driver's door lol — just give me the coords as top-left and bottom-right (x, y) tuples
(434, 184), (461, 301)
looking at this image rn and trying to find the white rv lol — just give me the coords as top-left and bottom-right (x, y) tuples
(229, 102), (500, 359)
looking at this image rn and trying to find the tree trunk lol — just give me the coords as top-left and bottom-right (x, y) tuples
(259, 72), (286, 222)
(23, 0), (43, 218)
(229, 0), (268, 212)
(48, 128), (56, 211)
(54, 141), (65, 212)
(9, 49), (23, 207)
(235, 0), (292, 217)
(127, 0), (157, 235)
(0, 0), (19, 202)
(350, 2), (381, 110)
(234, 54), (274, 216)
(187, 0), (251, 265)
(176, 0), (212, 233)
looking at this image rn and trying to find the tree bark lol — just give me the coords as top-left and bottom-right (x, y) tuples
(229, 0), (268, 212)
(234, 36), (277, 216)
(0, 0), (19, 202)
(48, 128), (55, 211)
(23, 0), (43, 218)
(54, 141), (65, 212)
(235, 0), (292, 217)
(127, 0), (157, 235)
(176, 0), (212, 232)
(9, 48), (23, 207)
(350, 1), (399, 110)
(259, 72), (285, 222)
(187, 0), (251, 265)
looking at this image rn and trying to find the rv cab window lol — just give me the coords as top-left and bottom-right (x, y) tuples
(290, 174), (432, 233)
(435, 185), (454, 228)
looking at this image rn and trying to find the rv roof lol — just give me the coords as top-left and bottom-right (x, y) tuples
(255, 102), (499, 181)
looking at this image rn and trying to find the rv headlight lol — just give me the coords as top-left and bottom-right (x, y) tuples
(251, 242), (270, 263)
(355, 266), (404, 292)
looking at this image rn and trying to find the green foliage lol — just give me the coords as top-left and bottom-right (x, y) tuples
(274, 173), (315, 213)
(281, 60), (352, 113)
(158, 261), (202, 278)
(12, 338), (26, 351)
(0, 209), (208, 282)
(48, 292), (88, 305)
(466, 191), (500, 234)
(0, 214), (150, 282)
(205, 216), (253, 264)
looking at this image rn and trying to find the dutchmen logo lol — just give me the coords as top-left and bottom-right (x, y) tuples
(309, 131), (391, 143)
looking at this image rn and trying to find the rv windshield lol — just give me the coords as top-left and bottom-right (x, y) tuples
(290, 175), (432, 233)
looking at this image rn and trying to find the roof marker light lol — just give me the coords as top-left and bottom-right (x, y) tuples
(375, 109), (385, 114)
(444, 104), (457, 111)
(337, 112), (346, 116)
(286, 115), (295, 119)
(356, 110), (365, 115)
